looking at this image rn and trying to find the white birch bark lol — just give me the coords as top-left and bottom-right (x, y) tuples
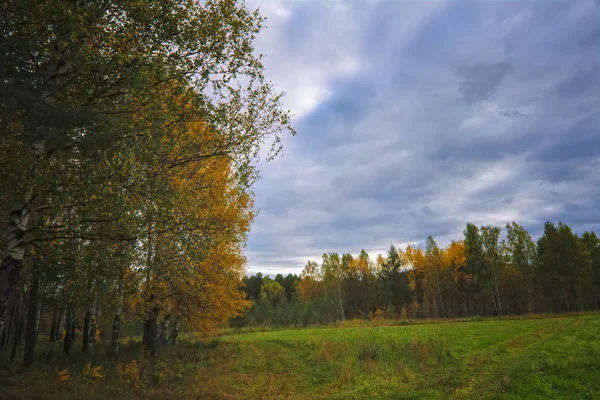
(0, 206), (31, 338)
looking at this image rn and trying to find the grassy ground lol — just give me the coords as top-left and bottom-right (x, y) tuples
(1, 313), (599, 399)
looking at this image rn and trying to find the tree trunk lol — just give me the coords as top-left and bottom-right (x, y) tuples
(142, 291), (157, 352)
(540, 283), (547, 313)
(47, 309), (58, 360)
(526, 276), (534, 314)
(7, 301), (16, 345)
(35, 302), (42, 342)
(0, 207), (31, 339)
(112, 275), (124, 355)
(63, 304), (73, 356)
(151, 315), (161, 356)
(487, 280), (499, 315)
(0, 300), (15, 349)
(89, 296), (97, 351)
(337, 280), (345, 322)
(111, 314), (120, 355)
(24, 262), (40, 366)
(143, 306), (159, 356)
(167, 320), (180, 345)
(82, 308), (91, 352)
(95, 294), (101, 325)
(70, 312), (76, 342)
(10, 312), (23, 363)
(493, 269), (503, 315)
(159, 314), (170, 345)
(49, 309), (58, 341)
(575, 286), (584, 312)
(10, 291), (24, 363)
(55, 305), (65, 341)
(435, 272), (445, 318)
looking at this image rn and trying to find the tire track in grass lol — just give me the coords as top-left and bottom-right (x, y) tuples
(450, 316), (589, 399)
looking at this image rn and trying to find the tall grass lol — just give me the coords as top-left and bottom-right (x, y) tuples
(0, 337), (238, 400)
(1, 313), (598, 399)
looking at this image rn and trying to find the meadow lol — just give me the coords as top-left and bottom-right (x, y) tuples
(1, 313), (599, 399)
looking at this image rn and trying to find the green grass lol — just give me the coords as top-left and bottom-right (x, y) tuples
(1, 313), (599, 399)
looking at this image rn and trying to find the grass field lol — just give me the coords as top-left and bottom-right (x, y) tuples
(1, 313), (599, 399)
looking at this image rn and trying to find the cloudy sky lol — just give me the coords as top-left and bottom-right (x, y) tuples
(244, 0), (600, 275)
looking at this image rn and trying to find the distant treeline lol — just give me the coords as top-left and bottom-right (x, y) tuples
(234, 221), (600, 327)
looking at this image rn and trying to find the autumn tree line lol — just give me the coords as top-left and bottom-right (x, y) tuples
(0, 0), (293, 366)
(236, 222), (600, 327)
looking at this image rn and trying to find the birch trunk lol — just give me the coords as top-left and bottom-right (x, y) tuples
(96, 294), (101, 323)
(526, 276), (534, 314)
(493, 269), (503, 315)
(112, 275), (124, 355)
(89, 292), (97, 350)
(487, 280), (499, 315)
(337, 280), (345, 322)
(435, 272), (445, 318)
(35, 302), (42, 342)
(0, 207), (31, 338)
(159, 314), (170, 345)
(24, 262), (40, 366)
(111, 314), (120, 355)
(151, 314), (161, 356)
(167, 320), (180, 345)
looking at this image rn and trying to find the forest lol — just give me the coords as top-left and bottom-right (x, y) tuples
(0, 0), (293, 366)
(238, 221), (600, 327)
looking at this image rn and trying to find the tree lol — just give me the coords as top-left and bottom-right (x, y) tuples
(245, 273), (264, 301)
(504, 222), (536, 314)
(463, 223), (485, 314)
(355, 250), (377, 316)
(442, 240), (470, 317)
(298, 261), (322, 303)
(276, 274), (299, 302)
(537, 222), (593, 312)
(379, 245), (410, 317)
(580, 231), (600, 308)
(260, 278), (285, 308)
(424, 237), (449, 318)
(321, 253), (345, 321)
(480, 226), (504, 315)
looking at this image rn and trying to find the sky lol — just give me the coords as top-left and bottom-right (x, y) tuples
(243, 0), (600, 276)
